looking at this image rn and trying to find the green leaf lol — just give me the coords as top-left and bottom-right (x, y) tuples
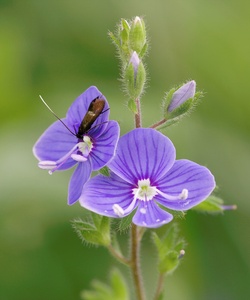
(72, 214), (111, 247)
(81, 269), (129, 300)
(152, 223), (186, 275)
(99, 166), (110, 177)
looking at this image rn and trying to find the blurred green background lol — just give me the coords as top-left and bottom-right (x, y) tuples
(1, 0), (249, 299)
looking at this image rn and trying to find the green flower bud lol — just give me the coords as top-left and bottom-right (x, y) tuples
(129, 16), (147, 56)
(125, 51), (146, 99)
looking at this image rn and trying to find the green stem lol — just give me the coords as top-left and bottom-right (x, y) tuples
(130, 224), (146, 300)
(135, 97), (142, 128)
(153, 273), (165, 300)
(107, 244), (131, 266)
(150, 118), (167, 129)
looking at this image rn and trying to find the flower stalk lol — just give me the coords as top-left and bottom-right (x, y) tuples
(130, 224), (146, 300)
(107, 244), (131, 266)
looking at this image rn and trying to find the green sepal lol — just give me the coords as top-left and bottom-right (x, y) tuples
(157, 89), (203, 130)
(121, 18), (130, 32)
(124, 62), (135, 96)
(129, 17), (146, 55)
(81, 268), (129, 300)
(152, 223), (185, 275)
(118, 212), (134, 231)
(72, 213), (111, 247)
(139, 42), (148, 59)
(128, 99), (137, 114)
(108, 31), (120, 49)
(155, 92), (202, 130)
(134, 61), (146, 97)
(162, 88), (176, 112)
(167, 97), (193, 118)
(99, 166), (110, 177)
(119, 20), (130, 59)
(192, 195), (235, 214)
(125, 60), (146, 99)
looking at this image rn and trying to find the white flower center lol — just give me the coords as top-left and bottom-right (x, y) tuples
(78, 136), (93, 156)
(132, 179), (157, 201)
(112, 178), (189, 217)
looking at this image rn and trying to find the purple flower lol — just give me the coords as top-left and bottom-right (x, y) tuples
(79, 128), (215, 228)
(167, 80), (196, 113)
(33, 86), (120, 205)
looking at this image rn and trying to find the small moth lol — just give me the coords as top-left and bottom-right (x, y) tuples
(39, 95), (106, 139)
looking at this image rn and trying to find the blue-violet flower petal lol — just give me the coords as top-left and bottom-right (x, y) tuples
(79, 128), (215, 228)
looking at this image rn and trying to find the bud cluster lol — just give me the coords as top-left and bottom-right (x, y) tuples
(109, 17), (148, 104)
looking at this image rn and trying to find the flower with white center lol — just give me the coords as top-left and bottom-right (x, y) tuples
(79, 128), (215, 228)
(33, 86), (120, 205)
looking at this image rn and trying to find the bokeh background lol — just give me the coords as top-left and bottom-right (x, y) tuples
(1, 1), (249, 299)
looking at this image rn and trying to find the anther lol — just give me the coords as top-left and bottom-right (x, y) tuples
(113, 204), (124, 217)
(178, 249), (185, 259)
(179, 189), (188, 200)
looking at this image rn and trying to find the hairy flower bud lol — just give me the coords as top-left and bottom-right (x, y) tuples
(167, 80), (196, 113)
(129, 16), (147, 55)
(125, 51), (146, 99)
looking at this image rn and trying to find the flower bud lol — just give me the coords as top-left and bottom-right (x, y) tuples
(129, 16), (147, 56)
(125, 51), (146, 99)
(129, 51), (140, 77)
(167, 80), (196, 113)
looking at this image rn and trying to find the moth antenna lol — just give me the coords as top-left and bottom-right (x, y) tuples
(39, 95), (77, 137)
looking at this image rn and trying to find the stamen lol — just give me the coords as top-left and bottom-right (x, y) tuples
(113, 194), (138, 217)
(157, 188), (189, 201)
(44, 142), (86, 174)
(113, 204), (125, 217)
(179, 189), (188, 200)
(221, 204), (237, 211)
(71, 154), (87, 162)
(38, 160), (57, 170)
(123, 195), (138, 214)
(178, 249), (185, 259)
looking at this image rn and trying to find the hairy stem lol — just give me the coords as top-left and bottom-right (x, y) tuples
(153, 273), (165, 300)
(150, 118), (167, 129)
(135, 97), (142, 128)
(130, 224), (146, 300)
(107, 244), (131, 266)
